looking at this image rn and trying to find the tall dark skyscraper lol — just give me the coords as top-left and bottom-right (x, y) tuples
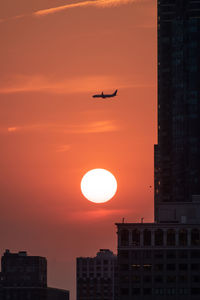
(116, 1), (200, 299)
(155, 0), (200, 222)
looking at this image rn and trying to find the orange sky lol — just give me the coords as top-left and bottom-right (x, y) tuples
(0, 1), (156, 299)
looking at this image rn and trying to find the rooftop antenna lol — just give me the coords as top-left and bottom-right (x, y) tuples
(141, 217), (144, 223)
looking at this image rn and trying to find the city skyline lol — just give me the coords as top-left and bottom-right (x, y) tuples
(0, 1), (156, 300)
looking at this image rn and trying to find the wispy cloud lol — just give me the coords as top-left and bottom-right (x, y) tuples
(0, 74), (152, 95)
(5, 120), (119, 135)
(34, 0), (136, 17)
(68, 208), (129, 221)
(0, 0), (137, 23)
(0, 74), (120, 95)
(56, 145), (71, 152)
(7, 127), (18, 133)
(68, 121), (118, 134)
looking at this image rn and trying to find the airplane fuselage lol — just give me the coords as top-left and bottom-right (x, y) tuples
(92, 89), (118, 99)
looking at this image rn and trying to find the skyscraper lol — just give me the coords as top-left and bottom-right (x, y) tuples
(155, 0), (200, 222)
(116, 1), (200, 299)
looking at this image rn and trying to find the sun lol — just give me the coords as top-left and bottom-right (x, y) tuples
(81, 169), (117, 203)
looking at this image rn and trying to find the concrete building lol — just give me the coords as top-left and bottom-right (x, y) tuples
(76, 249), (117, 300)
(0, 250), (69, 300)
(116, 223), (200, 299)
(116, 1), (200, 299)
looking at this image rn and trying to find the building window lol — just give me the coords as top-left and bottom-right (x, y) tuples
(167, 264), (176, 271)
(143, 250), (152, 259)
(191, 288), (200, 295)
(155, 229), (164, 246)
(178, 250), (188, 259)
(167, 276), (176, 283)
(121, 275), (129, 283)
(132, 229), (140, 246)
(191, 250), (200, 259)
(191, 264), (200, 271)
(143, 288), (152, 295)
(166, 250), (176, 259)
(132, 275), (140, 283)
(167, 229), (175, 246)
(143, 229), (151, 246)
(178, 288), (188, 295)
(119, 250), (129, 259)
(144, 276), (151, 283)
(154, 276), (163, 283)
(121, 230), (129, 246)
(154, 288), (164, 295)
(121, 288), (129, 295)
(179, 275), (187, 283)
(179, 229), (187, 246)
(192, 276), (200, 283)
(166, 288), (176, 295)
(120, 264), (129, 271)
(132, 288), (140, 295)
(131, 264), (140, 271)
(155, 264), (163, 271)
(143, 264), (152, 271)
(191, 229), (200, 246)
(179, 264), (187, 271)
(154, 250), (164, 259)
(131, 250), (140, 259)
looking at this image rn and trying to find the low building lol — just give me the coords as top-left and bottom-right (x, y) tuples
(116, 222), (200, 300)
(0, 250), (69, 300)
(77, 249), (117, 300)
(1, 249), (47, 288)
(1, 287), (69, 300)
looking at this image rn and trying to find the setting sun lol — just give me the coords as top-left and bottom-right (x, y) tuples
(81, 169), (117, 203)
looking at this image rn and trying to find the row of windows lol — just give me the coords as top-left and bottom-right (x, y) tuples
(119, 249), (200, 259)
(77, 266), (113, 271)
(78, 259), (113, 265)
(120, 263), (200, 272)
(77, 273), (112, 278)
(120, 228), (200, 246)
(121, 274), (200, 284)
(78, 290), (112, 296)
(121, 288), (200, 296)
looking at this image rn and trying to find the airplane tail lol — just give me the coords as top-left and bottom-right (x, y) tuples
(114, 89), (118, 96)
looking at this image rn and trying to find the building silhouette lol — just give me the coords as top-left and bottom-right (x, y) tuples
(155, 0), (200, 223)
(76, 249), (117, 300)
(0, 250), (69, 300)
(116, 1), (200, 299)
(1, 249), (47, 288)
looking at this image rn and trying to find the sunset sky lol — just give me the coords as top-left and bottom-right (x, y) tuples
(0, 0), (156, 299)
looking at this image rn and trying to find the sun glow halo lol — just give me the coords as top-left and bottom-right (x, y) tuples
(81, 169), (117, 203)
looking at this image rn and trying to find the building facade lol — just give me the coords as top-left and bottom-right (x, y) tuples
(155, 0), (200, 222)
(116, 223), (200, 299)
(76, 249), (117, 300)
(0, 250), (69, 300)
(1, 249), (47, 288)
(117, 0), (200, 299)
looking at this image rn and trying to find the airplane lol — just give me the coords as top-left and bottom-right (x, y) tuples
(92, 89), (118, 99)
